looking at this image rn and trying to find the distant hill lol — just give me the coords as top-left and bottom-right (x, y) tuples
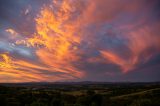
(0, 81), (160, 88)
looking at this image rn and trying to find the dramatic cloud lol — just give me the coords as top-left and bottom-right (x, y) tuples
(0, 0), (160, 82)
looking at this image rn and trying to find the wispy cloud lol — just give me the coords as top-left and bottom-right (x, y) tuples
(0, 0), (160, 82)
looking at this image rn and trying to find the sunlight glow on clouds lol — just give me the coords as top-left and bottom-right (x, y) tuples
(0, 0), (160, 82)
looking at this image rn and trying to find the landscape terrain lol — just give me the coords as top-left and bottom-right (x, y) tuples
(0, 82), (160, 106)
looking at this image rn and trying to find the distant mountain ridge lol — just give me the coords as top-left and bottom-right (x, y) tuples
(0, 81), (160, 87)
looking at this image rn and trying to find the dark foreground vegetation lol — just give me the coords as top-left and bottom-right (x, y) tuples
(0, 82), (160, 106)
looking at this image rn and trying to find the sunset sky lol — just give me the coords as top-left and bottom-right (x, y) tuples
(0, 0), (160, 82)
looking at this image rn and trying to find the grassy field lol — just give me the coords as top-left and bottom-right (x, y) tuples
(0, 82), (160, 106)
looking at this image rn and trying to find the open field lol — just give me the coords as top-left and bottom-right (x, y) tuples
(0, 82), (160, 106)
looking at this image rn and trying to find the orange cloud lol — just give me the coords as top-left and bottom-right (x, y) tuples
(13, 0), (85, 82)
(1, 0), (159, 82)
(30, 1), (84, 77)
(5, 28), (18, 39)
(100, 25), (160, 73)
(0, 53), (77, 82)
(100, 50), (137, 73)
(0, 53), (16, 69)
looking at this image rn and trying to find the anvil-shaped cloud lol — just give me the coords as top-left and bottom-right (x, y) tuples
(0, 0), (160, 82)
